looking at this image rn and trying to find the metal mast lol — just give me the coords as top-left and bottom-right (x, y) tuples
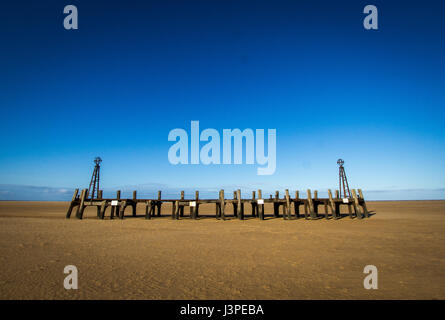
(337, 159), (351, 198)
(88, 157), (102, 199)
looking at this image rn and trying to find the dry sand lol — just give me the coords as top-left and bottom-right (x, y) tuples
(0, 200), (444, 299)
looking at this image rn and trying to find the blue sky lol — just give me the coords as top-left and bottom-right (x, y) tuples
(1, 0), (445, 200)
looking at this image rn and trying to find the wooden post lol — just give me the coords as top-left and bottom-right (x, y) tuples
(335, 190), (339, 199)
(98, 190), (103, 200)
(351, 189), (363, 219)
(216, 191), (221, 218)
(258, 189), (264, 220)
(313, 190), (319, 215)
(294, 191), (300, 218)
(119, 200), (127, 219)
(233, 191), (238, 218)
(358, 189), (369, 218)
(99, 201), (107, 219)
(132, 191), (137, 216)
(180, 191), (185, 217)
(220, 189), (225, 220)
(236, 189), (243, 220)
(284, 189), (291, 219)
(251, 191), (257, 217)
(171, 200), (176, 219)
(175, 201), (180, 220)
(66, 188), (79, 218)
(110, 190), (120, 219)
(145, 200), (152, 219)
(347, 203), (353, 218)
(307, 189), (316, 219)
(328, 189), (337, 219)
(324, 201), (329, 219)
(273, 191), (279, 217)
(157, 191), (162, 216)
(195, 191), (200, 218)
(76, 189), (87, 219)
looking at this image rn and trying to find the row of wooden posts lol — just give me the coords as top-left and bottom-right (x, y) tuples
(66, 188), (369, 220)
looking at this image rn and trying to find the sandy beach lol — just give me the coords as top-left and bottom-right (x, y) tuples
(0, 200), (444, 299)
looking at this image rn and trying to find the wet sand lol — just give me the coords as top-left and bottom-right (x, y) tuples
(0, 200), (444, 299)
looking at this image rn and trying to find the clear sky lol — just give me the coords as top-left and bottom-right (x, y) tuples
(1, 0), (444, 200)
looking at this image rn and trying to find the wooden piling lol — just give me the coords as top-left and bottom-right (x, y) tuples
(258, 189), (264, 220)
(119, 200), (127, 219)
(216, 191), (221, 218)
(132, 191), (137, 216)
(284, 189), (291, 219)
(307, 189), (316, 219)
(172, 200), (177, 219)
(220, 189), (225, 220)
(251, 191), (257, 217)
(76, 189), (87, 219)
(273, 191), (279, 217)
(157, 191), (162, 216)
(180, 191), (185, 217)
(313, 190), (319, 215)
(351, 189), (363, 219)
(99, 201), (107, 219)
(328, 189), (337, 219)
(358, 189), (369, 218)
(66, 188), (79, 218)
(195, 191), (200, 218)
(145, 200), (152, 219)
(236, 189), (244, 220)
(233, 191), (238, 218)
(294, 191), (300, 218)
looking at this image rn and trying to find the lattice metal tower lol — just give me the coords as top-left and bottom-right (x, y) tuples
(337, 159), (351, 198)
(88, 157), (102, 199)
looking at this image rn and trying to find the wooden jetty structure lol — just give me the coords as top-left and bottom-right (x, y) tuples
(66, 188), (369, 221)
